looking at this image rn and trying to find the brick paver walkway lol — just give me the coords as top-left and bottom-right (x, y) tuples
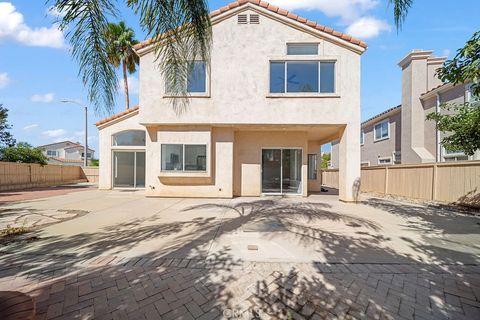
(1, 253), (479, 320)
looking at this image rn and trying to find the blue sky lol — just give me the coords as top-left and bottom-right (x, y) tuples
(0, 0), (478, 154)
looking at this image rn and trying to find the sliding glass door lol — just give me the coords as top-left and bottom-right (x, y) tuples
(113, 151), (145, 188)
(262, 148), (302, 194)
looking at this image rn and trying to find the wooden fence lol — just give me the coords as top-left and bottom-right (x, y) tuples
(82, 166), (99, 183)
(321, 161), (480, 207)
(0, 162), (89, 191)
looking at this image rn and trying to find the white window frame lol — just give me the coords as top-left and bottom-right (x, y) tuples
(374, 119), (390, 142)
(377, 156), (392, 165)
(161, 143), (208, 173)
(46, 150), (57, 156)
(163, 61), (210, 98)
(267, 59), (337, 96)
(286, 43), (319, 55)
(360, 129), (365, 145)
(361, 161), (370, 167)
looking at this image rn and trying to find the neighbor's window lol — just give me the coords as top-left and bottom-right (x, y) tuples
(374, 120), (389, 141)
(167, 61), (207, 94)
(161, 144), (207, 172)
(287, 43), (318, 55)
(113, 130), (146, 146)
(378, 157), (392, 165)
(269, 61), (335, 94)
(81, 152), (92, 158)
(360, 129), (365, 145)
(47, 150), (57, 156)
(307, 154), (317, 180)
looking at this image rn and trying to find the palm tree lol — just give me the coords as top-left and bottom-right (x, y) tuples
(104, 21), (138, 110)
(50, 0), (412, 113)
(51, 0), (211, 113)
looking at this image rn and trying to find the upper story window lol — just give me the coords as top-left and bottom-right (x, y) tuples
(269, 61), (335, 94)
(360, 129), (365, 145)
(166, 61), (206, 94)
(112, 130), (146, 146)
(374, 120), (389, 141)
(81, 152), (92, 158)
(287, 43), (318, 55)
(46, 150), (57, 156)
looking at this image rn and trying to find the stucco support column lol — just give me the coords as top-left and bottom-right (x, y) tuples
(98, 129), (111, 189)
(338, 123), (361, 202)
(214, 128), (234, 198)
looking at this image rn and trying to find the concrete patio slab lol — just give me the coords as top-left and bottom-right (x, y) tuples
(1, 190), (479, 319)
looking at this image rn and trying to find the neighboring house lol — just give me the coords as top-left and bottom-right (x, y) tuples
(37, 141), (95, 166)
(96, 0), (367, 201)
(331, 49), (480, 168)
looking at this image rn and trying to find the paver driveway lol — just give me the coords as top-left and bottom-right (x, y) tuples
(1, 189), (479, 319)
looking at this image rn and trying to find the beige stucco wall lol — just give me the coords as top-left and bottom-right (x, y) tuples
(97, 4), (363, 201)
(98, 112), (145, 189)
(233, 130), (309, 196)
(138, 7), (361, 128)
(144, 126), (234, 198)
(361, 111), (401, 166)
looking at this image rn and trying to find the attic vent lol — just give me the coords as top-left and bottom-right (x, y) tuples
(237, 14), (247, 24)
(249, 14), (260, 24)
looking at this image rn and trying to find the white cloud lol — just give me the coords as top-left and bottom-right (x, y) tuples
(268, 0), (378, 23)
(345, 17), (391, 39)
(31, 93), (55, 103)
(0, 72), (9, 88)
(23, 124), (38, 130)
(43, 129), (67, 137)
(118, 76), (139, 95)
(441, 49), (451, 57)
(0, 2), (64, 48)
(269, 0), (390, 39)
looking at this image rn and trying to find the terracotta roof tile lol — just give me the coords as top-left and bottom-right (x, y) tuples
(421, 82), (449, 96)
(133, 0), (367, 51)
(95, 106), (140, 127)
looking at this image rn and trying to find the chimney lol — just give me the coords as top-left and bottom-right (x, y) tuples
(427, 56), (447, 91)
(398, 50), (439, 163)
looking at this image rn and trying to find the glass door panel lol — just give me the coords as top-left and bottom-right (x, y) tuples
(282, 149), (302, 194)
(113, 152), (135, 188)
(262, 149), (282, 193)
(135, 152), (146, 188)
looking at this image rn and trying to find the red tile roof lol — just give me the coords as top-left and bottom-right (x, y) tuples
(133, 0), (367, 51)
(421, 82), (449, 96)
(95, 106), (140, 127)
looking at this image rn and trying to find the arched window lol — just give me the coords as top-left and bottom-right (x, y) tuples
(112, 130), (146, 146)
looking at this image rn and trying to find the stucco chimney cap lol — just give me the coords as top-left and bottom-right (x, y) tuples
(398, 50), (433, 68)
(427, 56), (447, 65)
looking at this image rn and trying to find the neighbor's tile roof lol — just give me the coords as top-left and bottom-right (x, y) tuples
(133, 0), (367, 51)
(362, 105), (402, 126)
(421, 82), (449, 96)
(95, 106), (140, 127)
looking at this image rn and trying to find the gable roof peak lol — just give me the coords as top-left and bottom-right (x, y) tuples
(133, 0), (367, 53)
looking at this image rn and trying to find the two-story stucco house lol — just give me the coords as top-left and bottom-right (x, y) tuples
(331, 49), (479, 168)
(38, 141), (95, 166)
(96, 0), (367, 201)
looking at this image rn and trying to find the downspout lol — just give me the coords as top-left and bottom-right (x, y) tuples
(435, 93), (441, 162)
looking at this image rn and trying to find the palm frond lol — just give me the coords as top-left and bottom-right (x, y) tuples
(388, 0), (413, 30)
(51, 0), (119, 114)
(128, 0), (211, 111)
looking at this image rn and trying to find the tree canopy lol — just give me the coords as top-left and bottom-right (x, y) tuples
(0, 104), (16, 148)
(0, 142), (48, 165)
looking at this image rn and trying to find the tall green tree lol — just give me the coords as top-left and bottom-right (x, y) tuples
(51, 0), (211, 113)
(104, 21), (139, 110)
(0, 104), (16, 147)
